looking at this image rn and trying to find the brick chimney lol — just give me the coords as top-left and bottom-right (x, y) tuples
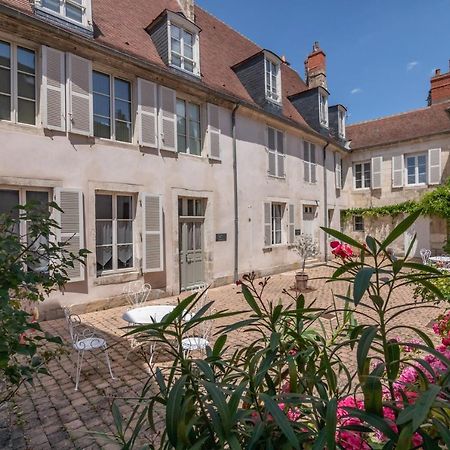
(429, 61), (450, 105)
(177, 0), (195, 21)
(305, 42), (327, 89)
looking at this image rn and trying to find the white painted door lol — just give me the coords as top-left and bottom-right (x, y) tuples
(302, 205), (316, 237)
(404, 217), (430, 258)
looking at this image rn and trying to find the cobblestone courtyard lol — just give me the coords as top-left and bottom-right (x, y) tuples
(1, 264), (445, 449)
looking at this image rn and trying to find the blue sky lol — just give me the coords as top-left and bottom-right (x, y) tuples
(196, 0), (450, 124)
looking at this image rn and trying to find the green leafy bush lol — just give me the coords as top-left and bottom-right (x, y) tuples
(107, 210), (450, 449)
(0, 202), (88, 404)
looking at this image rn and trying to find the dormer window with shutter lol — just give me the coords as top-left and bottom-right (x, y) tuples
(265, 56), (281, 103)
(338, 108), (346, 138)
(319, 90), (329, 127)
(35, 0), (92, 31)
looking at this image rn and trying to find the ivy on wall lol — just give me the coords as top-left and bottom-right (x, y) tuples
(342, 177), (450, 222)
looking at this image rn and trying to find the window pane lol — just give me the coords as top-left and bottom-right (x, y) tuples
(93, 93), (110, 118)
(42, 0), (60, 12)
(418, 156), (427, 183)
(118, 245), (133, 268)
(0, 41), (10, 68)
(66, 3), (83, 22)
(117, 222), (133, 244)
(17, 47), (35, 74)
(96, 221), (112, 245)
(115, 99), (131, 122)
(177, 134), (187, 153)
(17, 73), (35, 100)
(187, 199), (194, 216)
(26, 191), (48, 213)
(184, 44), (193, 60)
(94, 116), (111, 139)
(115, 120), (132, 143)
(189, 118), (200, 140)
(0, 68), (10, 94)
(277, 131), (284, 153)
(171, 25), (181, 40)
(189, 138), (201, 155)
(114, 79), (131, 101)
(117, 196), (132, 220)
(0, 189), (19, 218)
(172, 53), (181, 67)
(17, 99), (35, 125)
(93, 71), (110, 95)
(268, 128), (275, 150)
(171, 38), (181, 54)
(188, 103), (199, 121)
(184, 60), (194, 73)
(95, 194), (112, 220)
(183, 30), (193, 46)
(96, 246), (112, 273)
(0, 94), (10, 120)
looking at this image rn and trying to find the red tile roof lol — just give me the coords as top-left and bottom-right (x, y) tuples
(347, 100), (450, 150)
(0, 0), (311, 129)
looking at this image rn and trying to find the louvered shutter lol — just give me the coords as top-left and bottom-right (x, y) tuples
(67, 53), (93, 136)
(268, 127), (276, 176)
(392, 155), (404, 188)
(54, 188), (84, 282)
(159, 86), (177, 152)
(288, 204), (295, 244)
(264, 202), (271, 246)
(371, 156), (383, 189)
(277, 130), (285, 177)
(303, 142), (310, 183)
(137, 78), (158, 148)
(41, 46), (66, 131)
(142, 194), (163, 272)
(208, 103), (221, 160)
(311, 144), (317, 183)
(335, 154), (342, 189)
(428, 148), (441, 185)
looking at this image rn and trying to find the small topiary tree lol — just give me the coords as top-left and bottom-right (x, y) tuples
(290, 234), (319, 274)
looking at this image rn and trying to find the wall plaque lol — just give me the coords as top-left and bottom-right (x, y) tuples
(216, 233), (227, 242)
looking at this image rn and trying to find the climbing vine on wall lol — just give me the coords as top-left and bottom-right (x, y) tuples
(342, 177), (450, 222)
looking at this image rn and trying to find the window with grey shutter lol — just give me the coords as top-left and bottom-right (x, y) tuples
(428, 148), (441, 185)
(54, 188), (85, 282)
(335, 153), (342, 189)
(267, 127), (285, 178)
(137, 78), (158, 148)
(142, 194), (163, 272)
(392, 154), (404, 188)
(371, 156), (383, 190)
(208, 103), (221, 160)
(288, 204), (295, 244)
(67, 53), (92, 136)
(264, 202), (271, 246)
(41, 46), (66, 131)
(310, 144), (317, 183)
(276, 130), (285, 177)
(159, 86), (177, 152)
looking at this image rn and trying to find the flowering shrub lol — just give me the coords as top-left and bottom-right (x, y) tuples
(108, 211), (450, 449)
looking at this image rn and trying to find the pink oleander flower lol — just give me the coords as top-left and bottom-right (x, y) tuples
(330, 241), (354, 260)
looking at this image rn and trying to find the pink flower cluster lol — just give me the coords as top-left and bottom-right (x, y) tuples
(330, 241), (354, 260)
(432, 311), (450, 346)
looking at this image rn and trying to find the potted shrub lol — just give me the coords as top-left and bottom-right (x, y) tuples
(291, 234), (319, 291)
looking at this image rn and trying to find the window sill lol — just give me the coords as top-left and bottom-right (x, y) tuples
(94, 137), (137, 149)
(179, 151), (204, 160)
(94, 270), (140, 286)
(268, 174), (286, 180)
(265, 95), (282, 106)
(353, 188), (371, 192)
(404, 184), (427, 189)
(263, 244), (291, 252)
(169, 63), (201, 79)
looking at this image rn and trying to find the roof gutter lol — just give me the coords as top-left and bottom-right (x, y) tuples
(0, 4), (347, 151)
(232, 103), (241, 282)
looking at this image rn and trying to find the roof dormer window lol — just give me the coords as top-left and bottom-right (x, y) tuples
(265, 57), (281, 103)
(338, 108), (346, 138)
(319, 91), (328, 127)
(35, 0), (92, 29)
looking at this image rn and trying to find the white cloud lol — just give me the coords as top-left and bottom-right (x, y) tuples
(407, 61), (419, 71)
(350, 88), (362, 95)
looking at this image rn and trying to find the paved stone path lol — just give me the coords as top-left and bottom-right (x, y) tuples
(1, 264), (446, 449)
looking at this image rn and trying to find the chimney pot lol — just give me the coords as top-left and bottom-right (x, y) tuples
(435, 68), (441, 76)
(281, 55), (286, 63)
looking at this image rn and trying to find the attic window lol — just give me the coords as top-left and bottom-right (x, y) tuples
(265, 57), (281, 103)
(319, 91), (328, 127)
(338, 108), (346, 138)
(35, 0), (92, 28)
(169, 22), (200, 76)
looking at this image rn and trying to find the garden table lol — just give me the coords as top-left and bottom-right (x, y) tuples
(429, 256), (450, 265)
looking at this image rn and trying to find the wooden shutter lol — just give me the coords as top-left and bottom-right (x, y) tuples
(54, 188), (84, 282)
(288, 204), (295, 244)
(392, 154), (404, 188)
(137, 78), (158, 148)
(335, 153), (342, 189)
(41, 46), (66, 131)
(142, 194), (163, 272)
(268, 127), (276, 176)
(159, 86), (177, 152)
(208, 103), (221, 160)
(371, 156), (383, 189)
(276, 130), (285, 177)
(264, 202), (271, 246)
(67, 53), (93, 136)
(311, 144), (317, 183)
(303, 141), (310, 182)
(428, 148), (441, 185)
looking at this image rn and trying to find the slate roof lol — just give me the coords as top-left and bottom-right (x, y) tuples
(347, 100), (450, 150)
(0, 0), (313, 130)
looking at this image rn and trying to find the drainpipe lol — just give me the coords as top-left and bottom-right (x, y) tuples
(232, 103), (241, 281)
(323, 141), (331, 263)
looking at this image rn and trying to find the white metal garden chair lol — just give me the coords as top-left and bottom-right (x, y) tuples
(62, 307), (115, 391)
(123, 282), (152, 308)
(420, 249), (431, 265)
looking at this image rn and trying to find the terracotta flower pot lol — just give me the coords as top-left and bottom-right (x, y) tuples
(295, 272), (308, 292)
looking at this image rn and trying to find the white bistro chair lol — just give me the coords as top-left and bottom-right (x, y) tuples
(63, 307), (115, 391)
(420, 249), (431, 265)
(123, 282), (152, 308)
